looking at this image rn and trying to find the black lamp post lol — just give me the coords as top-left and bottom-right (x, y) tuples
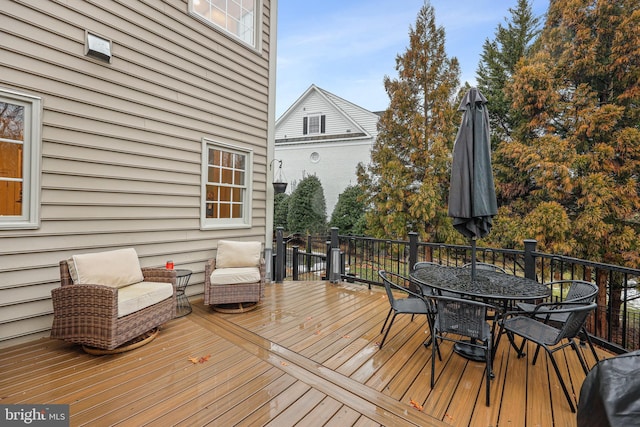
(271, 159), (287, 194)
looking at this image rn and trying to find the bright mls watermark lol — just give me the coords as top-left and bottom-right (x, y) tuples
(1, 405), (69, 426)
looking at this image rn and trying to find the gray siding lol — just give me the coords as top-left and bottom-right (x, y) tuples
(0, 0), (274, 347)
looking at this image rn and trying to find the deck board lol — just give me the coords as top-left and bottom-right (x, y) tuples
(0, 280), (613, 426)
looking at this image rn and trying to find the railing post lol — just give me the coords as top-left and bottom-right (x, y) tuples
(264, 247), (273, 282)
(275, 227), (284, 283)
(524, 239), (537, 281)
(329, 227), (342, 283)
(330, 227), (339, 248)
(409, 232), (418, 271)
(292, 246), (299, 280)
(306, 234), (312, 274)
(324, 240), (331, 280)
(330, 248), (341, 283)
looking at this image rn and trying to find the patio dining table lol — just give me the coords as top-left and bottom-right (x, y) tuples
(410, 265), (550, 361)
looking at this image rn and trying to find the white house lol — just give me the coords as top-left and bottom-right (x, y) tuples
(274, 85), (381, 217)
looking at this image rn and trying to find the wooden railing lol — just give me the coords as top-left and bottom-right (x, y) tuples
(272, 227), (639, 353)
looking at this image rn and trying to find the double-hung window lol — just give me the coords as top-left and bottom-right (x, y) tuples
(0, 89), (41, 229)
(303, 113), (325, 135)
(190, 0), (259, 49)
(201, 139), (252, 229)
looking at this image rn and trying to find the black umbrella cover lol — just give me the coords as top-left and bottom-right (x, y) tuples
(448, 88), (498, 239)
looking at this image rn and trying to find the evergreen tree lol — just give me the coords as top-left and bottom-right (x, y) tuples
(357, 2), (460, 240)
(286, 174), (327, 234)
(273, 192), (289, 231)
(496, 0), (640, 269)
(476, 0), (541, 148)
(329, 185), (366, 235)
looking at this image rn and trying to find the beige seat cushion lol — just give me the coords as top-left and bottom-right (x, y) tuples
(117, 281), (174, 318)
(72, 248), (144, 288)
(210, 267), (261, 285)
(216, 240), (262, 268)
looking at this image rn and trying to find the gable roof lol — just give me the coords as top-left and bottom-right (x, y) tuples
(275, 84), (379, 144)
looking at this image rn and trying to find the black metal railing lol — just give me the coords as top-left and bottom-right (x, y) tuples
(272, 227), (640, 353)
(272, 228), (329, 282)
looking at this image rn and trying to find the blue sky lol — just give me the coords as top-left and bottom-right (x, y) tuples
(275, 0), (548, 118)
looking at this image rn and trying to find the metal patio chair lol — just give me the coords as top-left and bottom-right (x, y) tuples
(429, 295), (498, 407)
(462, 262), (507, 273)
(414, 261), (459, 298)
(516, 280), (600, 363)
(378, 270), (435, 349)
(500, 301), (598, 412)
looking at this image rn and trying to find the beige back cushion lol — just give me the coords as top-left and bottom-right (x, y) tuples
(216, 240), (262, 268)
(72, 248), (144, 288)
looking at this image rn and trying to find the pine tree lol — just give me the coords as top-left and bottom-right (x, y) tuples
(476, 0), (541, 148)
(497, 0), (640, 268)
(357, 2), (460, 240)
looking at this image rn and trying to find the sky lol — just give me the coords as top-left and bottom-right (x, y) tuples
(275, 0), (548, 118)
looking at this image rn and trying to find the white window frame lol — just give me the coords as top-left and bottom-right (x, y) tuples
(189, 0), (261, 50)
(0, 88), (42, 230)
(308, 114), (321, 134)
(200, 138), (253, 229)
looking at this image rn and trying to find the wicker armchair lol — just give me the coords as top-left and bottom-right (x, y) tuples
(204, 240), (265, 312)
(51, 249), (177, 351)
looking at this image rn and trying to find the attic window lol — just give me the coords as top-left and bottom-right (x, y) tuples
(303, 114), (325, 135)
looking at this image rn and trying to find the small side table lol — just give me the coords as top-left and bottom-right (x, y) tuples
(174, 269), (192, 317)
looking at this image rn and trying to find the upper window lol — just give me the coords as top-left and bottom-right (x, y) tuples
(190, 0), (258, 48)
(0, 89), (41, 229)
(201, 139), (252, 229)
(303, 114), (326, 135)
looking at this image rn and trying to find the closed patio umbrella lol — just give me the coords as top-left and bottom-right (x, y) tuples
(448, 87), (497, 280)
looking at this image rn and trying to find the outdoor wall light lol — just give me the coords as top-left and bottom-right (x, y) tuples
(270, 159), (287, 194)
(85, 31), (112, 63)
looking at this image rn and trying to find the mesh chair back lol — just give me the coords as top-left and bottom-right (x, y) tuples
(553, 302), (597, 344)
(379, 271), (424, 308)
(463, 262), (507, 273)
(545, 280), (597, 303)
(413, 262), (444, 296)
(380, 271), (401, 308)
(434, 296), (489, 341)
(414, 261), (441, 269)
(565, 280), (598, 303)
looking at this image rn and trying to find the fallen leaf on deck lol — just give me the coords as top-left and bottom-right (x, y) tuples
(188, 357), (199, 364)
(281, 361), (289, 366)
(198, 354), (211, 363)
(409, 399), (423, 411)
(342, 335), (351, 339)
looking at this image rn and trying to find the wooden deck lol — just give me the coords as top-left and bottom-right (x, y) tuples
(1, 280), (609, 426)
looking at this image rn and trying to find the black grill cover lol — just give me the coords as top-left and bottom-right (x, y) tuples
(577, 350), (640, 427)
